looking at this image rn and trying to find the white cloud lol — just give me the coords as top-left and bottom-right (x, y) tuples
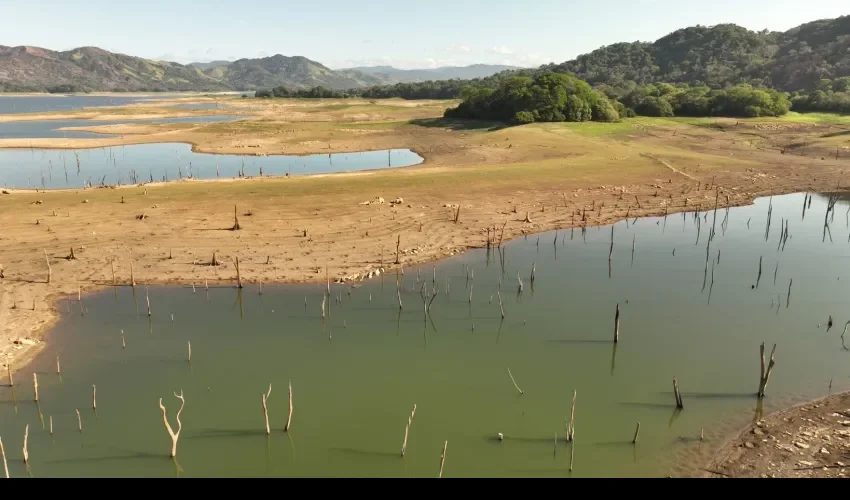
(490, 46), (514, 55)
(446, 44), (472, 53)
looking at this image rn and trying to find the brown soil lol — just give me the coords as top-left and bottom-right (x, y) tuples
(704, 392), (850, 478)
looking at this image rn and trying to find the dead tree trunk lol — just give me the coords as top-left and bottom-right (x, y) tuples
(232, 205), (241, 230)
(234, 256), (243, 289)
(159, 390), (185, 458)
(401, 404), (416, 457)
(673, 377), (683, 408)
(757, 342), (777, 398)
(44, 249), (51, 284)
(568, 390), (576, 441)
(394, 235), (401, 265)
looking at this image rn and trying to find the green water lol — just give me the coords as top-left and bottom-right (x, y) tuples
(2, 192), (849, 477)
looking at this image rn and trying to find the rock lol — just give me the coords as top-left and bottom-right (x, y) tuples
(497, 433), (504, 441)
(390, 198), (403, 205)
(82, 199), (89, 203)
(794, 441), (810, 449)
(820, 447), (830, 454)
(744, 442), (755, 449)
(798, 461), (813, 466)
(839, 421), (850, 427)
(752, 428), (764, 436)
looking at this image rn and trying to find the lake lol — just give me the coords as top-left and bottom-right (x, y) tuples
(0, 115), (242, 140)
(0, 144), (424, 189)
(1, 192), (847, 477)
(0, 95), (163, 115)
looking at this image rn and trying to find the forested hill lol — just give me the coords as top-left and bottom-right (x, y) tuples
(546, 16), (850, 92)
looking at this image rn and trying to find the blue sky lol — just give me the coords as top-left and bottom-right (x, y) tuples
(1, 0), (847, 69)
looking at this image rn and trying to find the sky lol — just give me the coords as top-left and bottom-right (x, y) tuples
(1, 0), (847, 69)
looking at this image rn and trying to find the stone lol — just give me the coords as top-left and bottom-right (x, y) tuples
(794, 441), (810, 449)
(744, 442), (755, 449)
(752, 428), (764, 436)
(820, 447), (830, 454)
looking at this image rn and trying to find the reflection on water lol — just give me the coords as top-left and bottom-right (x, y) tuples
(1, 192), (848, 477)
(0, 144), (424, 189)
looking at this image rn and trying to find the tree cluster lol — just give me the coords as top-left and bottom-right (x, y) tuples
(443, 73), (620, 123)
(612, 82), (791, 117)
(790, 78), (850, 114)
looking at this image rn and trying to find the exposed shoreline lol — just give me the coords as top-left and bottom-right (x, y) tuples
(703, 390), (850, 478)
(0, 177), (836, 374)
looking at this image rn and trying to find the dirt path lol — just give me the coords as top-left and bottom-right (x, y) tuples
(704, 391), (850, 478)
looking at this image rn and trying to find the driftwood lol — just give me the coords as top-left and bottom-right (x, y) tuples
(632, 422), (640, 444)
(568, 390), (576, 441)
(401, 404), (416, 457)
(76, 409), (82, 432)
(92, 384), (96, 410)
(5, 360), (11, 387)
(159, 390), (185, 457)
(32, 373), (38, 402)
(757, 342), (777, 398)
(395, 235), (401, 265)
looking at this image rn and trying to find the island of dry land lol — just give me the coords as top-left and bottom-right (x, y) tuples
(1, 95), (849, 476)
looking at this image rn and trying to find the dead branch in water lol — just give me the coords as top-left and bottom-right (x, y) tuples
(262, 384), (272, 436)
(508, 368), (524, 395)
(92, 385), (96, 410)
(673, 377), (683, 408)
(146, 287), (152, 317)
(0, 436), (8, 478)
(22, 425), (28, 464)
(285, 380), (293, 432)
(568, 390), (576, 442)
(757, 342), (777, 398)
(632, 422), (640, 444)
(5, 359), (11, 387)
(497, 290), (505, 318)
(76, 409), (82, 432)
(614, 303), (620, 343)
(438, 440), (448, 478)
(401, 404), (416, 457)
(32, 373), (38, 402)
(394, 235), (401, 265)
(159, 390), (185, 457)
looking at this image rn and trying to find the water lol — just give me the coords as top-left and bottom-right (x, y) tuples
(1, 192), (849, 477)
(0, 115), (242, 140)
(0, 95), (161, 115)
(0, 145), (423, 189)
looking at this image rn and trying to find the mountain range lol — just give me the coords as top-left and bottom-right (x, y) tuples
(0, 45), (517, 93)
(1, 15), (849, 94)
